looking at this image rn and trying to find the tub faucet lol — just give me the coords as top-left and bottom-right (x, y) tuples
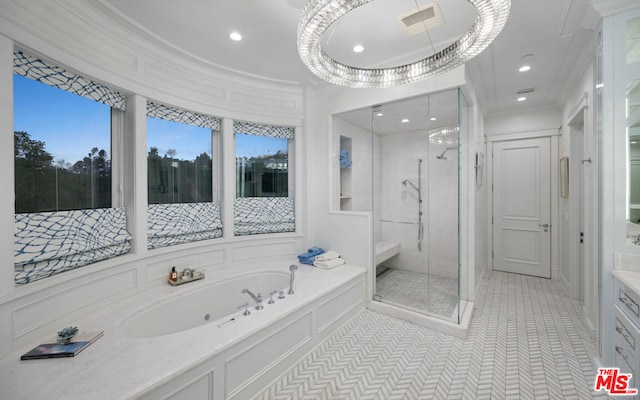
(288, 264), (298, 295)
(241, 288), (263, 310)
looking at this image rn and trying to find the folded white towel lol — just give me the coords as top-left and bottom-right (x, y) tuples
(315, 250), (340, 262)
(314, 257), (345, 269)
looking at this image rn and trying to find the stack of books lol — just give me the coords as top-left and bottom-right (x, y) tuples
(20, 331), (104, 360)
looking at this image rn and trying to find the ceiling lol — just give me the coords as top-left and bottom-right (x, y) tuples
(95, 0), (601, 120)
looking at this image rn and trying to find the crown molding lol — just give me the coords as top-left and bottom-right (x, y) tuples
(590, 0), (639, 17)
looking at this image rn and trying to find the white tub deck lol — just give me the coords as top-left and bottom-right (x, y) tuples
(0, 262), (365, 400)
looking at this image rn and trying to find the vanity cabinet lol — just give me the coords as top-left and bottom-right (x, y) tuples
(614, 277), (640, 388)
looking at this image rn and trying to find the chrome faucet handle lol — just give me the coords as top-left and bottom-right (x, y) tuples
(255, 293), (264, 310)
(237, 302), (250, 316)
(269, 290), (277, 304)
(288, 264), (298, 295)
(278, 290), (286, 299)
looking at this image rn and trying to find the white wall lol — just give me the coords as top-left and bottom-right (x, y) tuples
(376, 131), (458, 278)
(485, 105), (562, 137)
(560, 59), (598, 336)
(0, 1), (306, 360)
(460, 78), (487, 300)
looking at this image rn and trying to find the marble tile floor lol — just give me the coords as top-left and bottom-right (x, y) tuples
(254, 271), (607, 399)
(375, 268), (459, 319)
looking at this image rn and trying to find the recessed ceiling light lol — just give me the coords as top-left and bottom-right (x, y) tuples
(376, 112), (383, 117)
(517, 96), (527, 102)
(402, 118), (410, 123)
(353, 44), (364, 53)
(430, 117), (437, 121)
(519, 54), (533, 72)
(229, 31), (242, 41)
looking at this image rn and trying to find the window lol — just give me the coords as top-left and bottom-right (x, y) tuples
(14, 75), (112, 212)
(146, 102), (222, 249)
(147, 118), (213, 204)
(233, 121), (295, 236)
(236, 133), (289, 197)
(13, 50), (131, 284)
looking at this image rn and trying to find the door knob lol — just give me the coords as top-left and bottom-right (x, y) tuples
(538, 223), (549, 228)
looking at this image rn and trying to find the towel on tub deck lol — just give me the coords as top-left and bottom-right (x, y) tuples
(298, 247), (325, 265)
(314, 250), (340, 262)
(314, 257), (345, 269)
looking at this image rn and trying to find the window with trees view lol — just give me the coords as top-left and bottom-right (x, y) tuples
(235, 133), (289, 197)
(13, 52), (131, 284)
(13, 74), (112, 213)
(146, 117), (214, 204)
(233, 122), (294, 236)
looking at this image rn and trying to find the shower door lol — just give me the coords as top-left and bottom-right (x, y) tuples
(371, 89), (463, 323)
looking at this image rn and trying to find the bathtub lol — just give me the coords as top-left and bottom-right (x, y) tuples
(0, 262), (366, 400)
(121, 271), (291, 338)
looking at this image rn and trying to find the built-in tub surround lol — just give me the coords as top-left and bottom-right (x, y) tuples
(121, 271), (290, 338)
(0, 263), (366, 400)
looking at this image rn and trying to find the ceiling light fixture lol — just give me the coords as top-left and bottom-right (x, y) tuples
(297, 0), (510, 88)
(229, 31), (242, 41)
(376, 112), (384, 116)
(353, 44), (364, 53)
(518, 54), (533, 72)
(402, 118), (410, 123)
(517, 96), (527, 102)
(430, 117), (437, 121)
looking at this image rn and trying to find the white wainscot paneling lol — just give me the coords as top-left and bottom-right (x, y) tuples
(317, 279), (366, 333)
(231, 240), (298, 262)
(12, 269), (137, 338)
(225, 312), (313, 399)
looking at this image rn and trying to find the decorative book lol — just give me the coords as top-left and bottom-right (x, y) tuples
(20, 331), (104, 360)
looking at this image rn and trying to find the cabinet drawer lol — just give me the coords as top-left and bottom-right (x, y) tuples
(615, 308), (640, 360)
(615, 346), (639, 393)
(616, 279), (640, 327)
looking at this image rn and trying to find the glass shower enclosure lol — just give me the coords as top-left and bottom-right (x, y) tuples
(334, 88), (467, 324)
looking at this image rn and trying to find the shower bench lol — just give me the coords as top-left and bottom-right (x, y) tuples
(375, 241), (400, 265)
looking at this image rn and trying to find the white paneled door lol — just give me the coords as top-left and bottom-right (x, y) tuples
(492, 137), (551, 278)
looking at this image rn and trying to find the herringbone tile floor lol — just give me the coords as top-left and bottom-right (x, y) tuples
(254, 271), (608, 399)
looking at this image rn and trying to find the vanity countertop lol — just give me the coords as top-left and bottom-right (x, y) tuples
(613, 252), (640, 295)
(613, 269), (640, 296)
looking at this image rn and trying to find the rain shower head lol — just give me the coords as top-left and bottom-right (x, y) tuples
(436, 146), (457, 160)
(401, 179), (419, 193)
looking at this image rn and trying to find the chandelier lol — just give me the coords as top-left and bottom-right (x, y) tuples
(297, 0), (510, 88)
(429, 126), (459, 145)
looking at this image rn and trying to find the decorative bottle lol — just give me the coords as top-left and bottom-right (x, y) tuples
(169, 266), (178, 282)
